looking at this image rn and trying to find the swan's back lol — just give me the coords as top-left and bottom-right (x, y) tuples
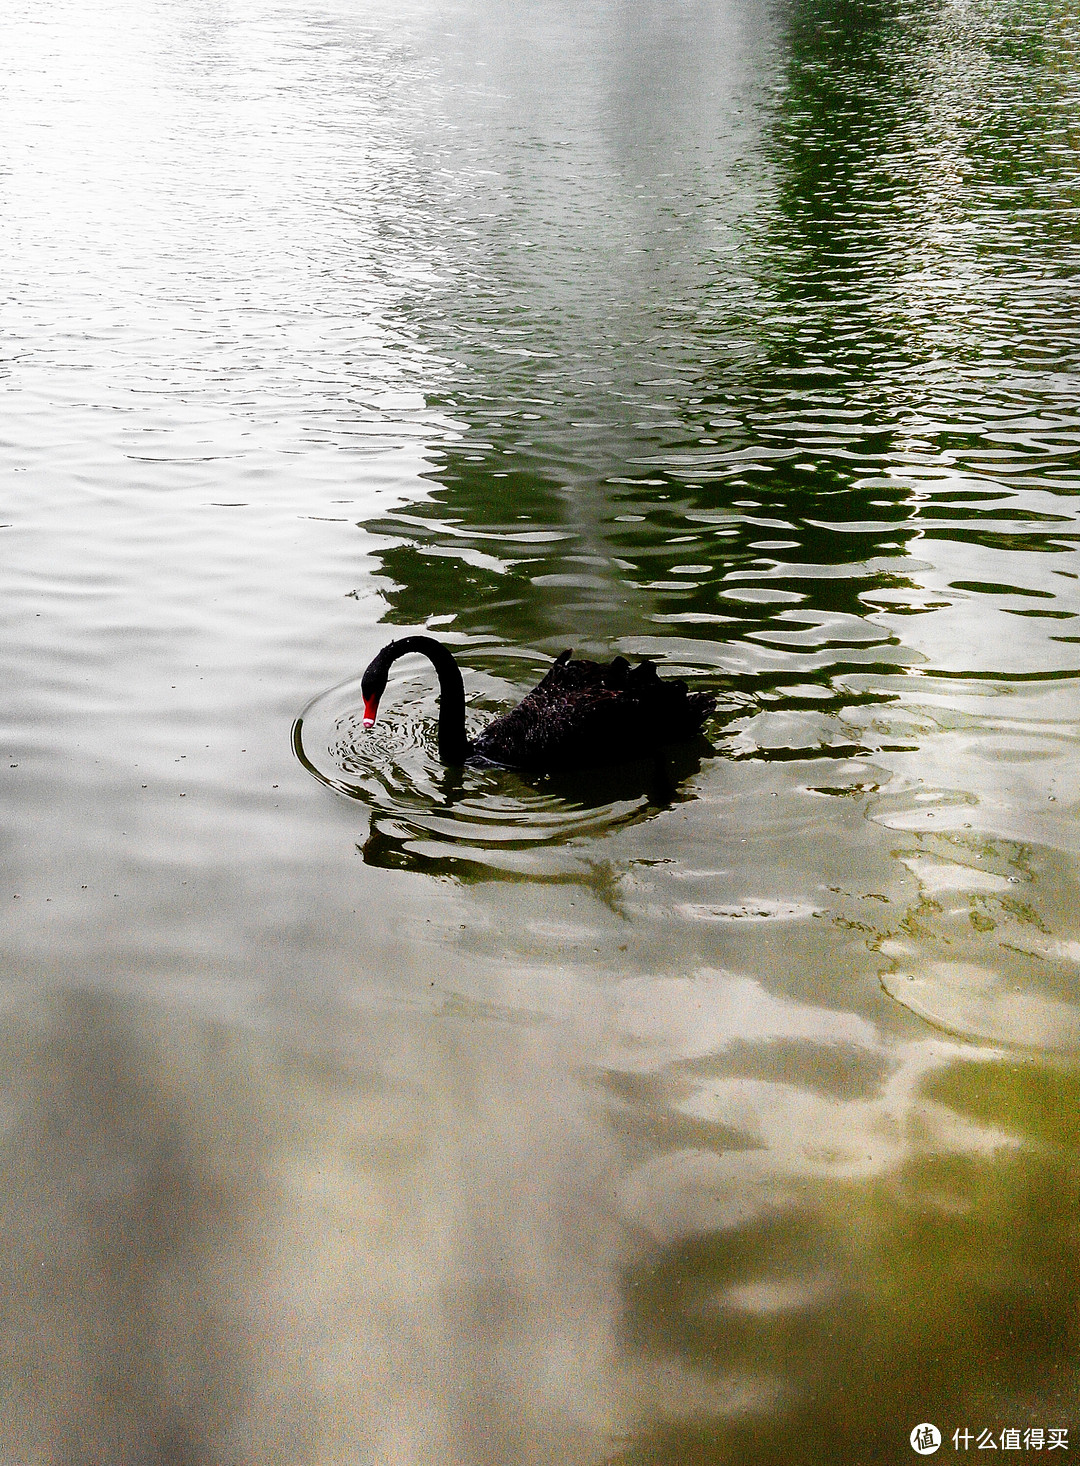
(471, 652), (714, 770)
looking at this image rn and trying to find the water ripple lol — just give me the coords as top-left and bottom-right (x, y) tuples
(293, 664), (709, 876)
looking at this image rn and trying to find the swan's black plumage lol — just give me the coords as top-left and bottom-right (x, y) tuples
(360, 636), (715, 770)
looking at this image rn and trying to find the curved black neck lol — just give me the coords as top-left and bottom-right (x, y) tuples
(378, 636), (470, 764)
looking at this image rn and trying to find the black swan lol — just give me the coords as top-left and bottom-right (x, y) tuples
(360, 635), (715, 770)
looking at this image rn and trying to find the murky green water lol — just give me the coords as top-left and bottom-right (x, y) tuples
(2, 0), (1078, 1459)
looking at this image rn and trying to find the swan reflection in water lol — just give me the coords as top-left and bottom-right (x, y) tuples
(295, 639), (717, 877)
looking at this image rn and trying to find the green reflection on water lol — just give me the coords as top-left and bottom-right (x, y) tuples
(614, 1057), (1080, 1466)
(338, 0), (1080, 1450)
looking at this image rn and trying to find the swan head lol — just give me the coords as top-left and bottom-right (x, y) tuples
(360, 647), (393, 728)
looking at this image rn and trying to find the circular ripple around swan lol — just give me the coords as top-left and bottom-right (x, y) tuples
(292, 673), (692, 876)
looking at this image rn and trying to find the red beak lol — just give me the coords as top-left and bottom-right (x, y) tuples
(363, 695), (379, 728)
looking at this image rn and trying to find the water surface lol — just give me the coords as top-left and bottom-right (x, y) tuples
(2, 0), (1079, 1459)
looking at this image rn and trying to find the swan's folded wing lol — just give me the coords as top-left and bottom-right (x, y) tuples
(471, 659), (714, 770)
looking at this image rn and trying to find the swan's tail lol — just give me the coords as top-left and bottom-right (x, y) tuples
(689, 690), (717, 724)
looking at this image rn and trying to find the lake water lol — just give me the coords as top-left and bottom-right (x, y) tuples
(2, 0), (1079, 1459)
